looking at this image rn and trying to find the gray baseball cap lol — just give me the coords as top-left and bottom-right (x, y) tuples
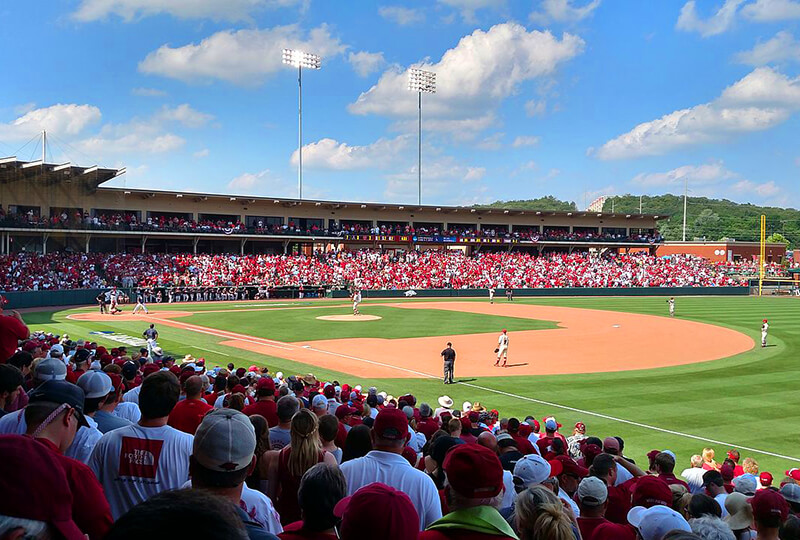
(193, 409), (256, 473)
(35, 357), (67, 381)
(577, 476), (608, 506)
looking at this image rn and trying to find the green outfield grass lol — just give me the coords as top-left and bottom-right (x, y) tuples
(25, 295), (800, 475)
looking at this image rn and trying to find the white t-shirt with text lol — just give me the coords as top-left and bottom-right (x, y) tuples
(89, 423), (193, 519)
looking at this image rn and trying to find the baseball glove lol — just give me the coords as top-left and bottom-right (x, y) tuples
(494, 348), (499, 353)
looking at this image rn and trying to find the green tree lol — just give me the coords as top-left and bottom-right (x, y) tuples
(691, 209), (721, 240)
(766, 233), (788, 244)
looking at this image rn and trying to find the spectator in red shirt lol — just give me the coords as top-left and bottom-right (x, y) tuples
(576, 476), (636, 540)
(66, 349), (91, 384)
(654, 451), (690, 491)
(24, 380), (113, 539)
(0, 307), (29, 363)
(243, 378), (279, 427)
(168, 375), (213, 435)
(508, 418), (536, 455)
(0, 434), (88, 540)
(417, 402), (440, 441)
(279, 463), (345, 540)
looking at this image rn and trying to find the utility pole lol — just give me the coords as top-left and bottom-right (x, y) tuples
(639, 195), (643, 214)
(682, 177), (688, 241)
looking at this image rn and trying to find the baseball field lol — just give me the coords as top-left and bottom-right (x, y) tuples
(23, 295), (800, 475)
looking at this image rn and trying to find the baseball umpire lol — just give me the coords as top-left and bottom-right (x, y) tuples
(441, 342), (456, 384)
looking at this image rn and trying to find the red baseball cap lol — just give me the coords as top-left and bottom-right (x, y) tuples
(373, 408), (409, 441)
(750, 487), (789, 522)
(554, 455), (589, 478)
(335, 404), (357, 420)
(721, 464), (735, 482)
(443, 443), (504, 498)
(631, 476), (672, 508)
(575, 422), (586, 432)
(647, 450), (661, 461)
(467, 411), (480, 423)
(785, 469), (800, 481)
(401, 445), (418, 466)
(760, 472), (774, 487)
(335, 483), (419, 540)
(142, 364), (160, 377)
(256, 377), (275, 392)
(0, 435), (85, 540)
(107, 373), (123, 393)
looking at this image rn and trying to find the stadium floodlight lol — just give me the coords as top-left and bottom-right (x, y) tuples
(282, 49), (322, 200)
(407, 68), (436, 206)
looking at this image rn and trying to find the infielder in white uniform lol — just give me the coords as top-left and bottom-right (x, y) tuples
(488, 287), (496, 304)
(761, 318), (769, 348)
(494, 329), (509, 367)
(352, 290), (362, 316)
(132, 289), (149, 314)
(667, 297), (675, 317)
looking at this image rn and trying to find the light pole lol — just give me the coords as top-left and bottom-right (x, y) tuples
(407, 68), (436, 205)
(282, 48), (321, 200)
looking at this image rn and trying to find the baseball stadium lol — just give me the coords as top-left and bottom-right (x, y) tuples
(3, 3), (800, 539)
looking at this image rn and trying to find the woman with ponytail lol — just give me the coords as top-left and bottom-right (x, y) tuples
(514, 485), (579, 540)
(268, 406), (338, 525)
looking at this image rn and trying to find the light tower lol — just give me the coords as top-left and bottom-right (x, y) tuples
(407, 68), (436, 205)
(282, 49), (321, 200)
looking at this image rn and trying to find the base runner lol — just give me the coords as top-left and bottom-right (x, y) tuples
(494, 329), (509, 367)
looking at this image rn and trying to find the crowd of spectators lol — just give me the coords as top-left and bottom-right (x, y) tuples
(0, 250), (768, 292)
(0, 207), (663, 243)
(1, 316), (800, 540)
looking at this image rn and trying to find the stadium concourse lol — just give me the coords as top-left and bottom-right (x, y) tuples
(1, 314), (800, 540)
(0, 249), (773, 292)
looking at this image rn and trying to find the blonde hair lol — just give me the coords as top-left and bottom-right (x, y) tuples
(515, 486), (574, 540)
(742, 457), (759, 475)
(288, 409), (321, 477)
(702, 448), (715, 462)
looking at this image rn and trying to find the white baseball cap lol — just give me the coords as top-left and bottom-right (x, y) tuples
(49, 344), (64, 357)
(513, 454), (552, 487)
(627, 505), (691, 540)
(77, 371), (113, 399)
(311, 394), (327, 409)
(193, 409), (256, 473)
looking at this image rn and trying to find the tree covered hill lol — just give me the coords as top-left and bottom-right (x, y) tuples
(481, 194), (799, 247)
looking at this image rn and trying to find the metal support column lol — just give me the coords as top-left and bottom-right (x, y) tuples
(43, 233), (48, 255)
(85, 235), (91, 253)
(240, 238), (246, 256)
(193, 237), (199, 255)
(141, 236), (147, 254)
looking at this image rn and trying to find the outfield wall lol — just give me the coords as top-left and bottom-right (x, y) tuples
(3, 285), (748, 309)
(333, 287), (749, 299)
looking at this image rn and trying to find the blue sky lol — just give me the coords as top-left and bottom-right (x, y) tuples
(1, 0), (799, 208)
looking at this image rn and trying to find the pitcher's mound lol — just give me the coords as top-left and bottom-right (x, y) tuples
(316, 314), (382, 322)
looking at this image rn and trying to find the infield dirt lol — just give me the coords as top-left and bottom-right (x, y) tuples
(69, 301), (754, 379)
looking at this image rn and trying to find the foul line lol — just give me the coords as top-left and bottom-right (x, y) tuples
(146, 317), (294, 351)
(304, 346), (800, 463)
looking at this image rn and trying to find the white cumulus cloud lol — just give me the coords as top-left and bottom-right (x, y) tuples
(735, 31), (800, 65)
(530, 0), (601, 24)
(156, 104), (214, 128)
(348, 51), (386, 77)
(290, 135), (413, 170)
(525, 99), (547, 116)
(676, 0), (744, 37)
(0, 104), (101, 142)
(139, 24), (346, 85)
(348, 23), (583, 138)
(595, 67), (800, 159)
(437, 0), (501, 23)
(741, 0), (800, 21)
